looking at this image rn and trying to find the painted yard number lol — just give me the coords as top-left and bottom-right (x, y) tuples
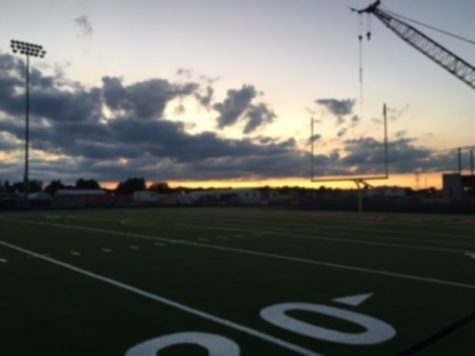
(126, 296), (396, 355)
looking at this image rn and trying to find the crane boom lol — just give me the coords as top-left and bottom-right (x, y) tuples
(357, 1), (475, 90)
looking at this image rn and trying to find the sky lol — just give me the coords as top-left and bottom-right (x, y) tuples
(0, 0), (474, 189)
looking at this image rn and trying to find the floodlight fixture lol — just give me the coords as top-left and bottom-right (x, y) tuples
(10, 39), (46, 205)
(11, 40), (46, 58)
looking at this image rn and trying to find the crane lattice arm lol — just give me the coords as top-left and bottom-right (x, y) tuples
(357, 1), (475, 90)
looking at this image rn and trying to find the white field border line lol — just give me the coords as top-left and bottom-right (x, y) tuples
(119, 219), (469, 255)
(3, 218), (475, 290)
(0, 239), (319, 356)
(80, 215), (475, 244)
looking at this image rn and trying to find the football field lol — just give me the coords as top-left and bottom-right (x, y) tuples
(0, 208), (474, 355)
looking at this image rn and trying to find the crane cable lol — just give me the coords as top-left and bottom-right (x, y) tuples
(358, 13), (364, 120)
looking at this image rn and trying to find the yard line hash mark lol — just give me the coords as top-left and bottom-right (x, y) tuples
(2, 218), (475, 290)
(0, 239), (319, 356)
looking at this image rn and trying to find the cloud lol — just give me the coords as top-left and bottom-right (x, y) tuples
(341, 137), (454, 174)
(195, 86), (214, 108)
(75, 15), (93, 36)
(350, 115), (360, 127)
(214, 85), (257, 128)
(0, 53), (456, 183)
(315, 98), (355, 117)
(0, 54), (305, 182)
(102, 76), (198, 119)
(337, 128), (347, 138)
(310, 134), (321, 143)
(213, 85), (275, 133)
(243, 103), (276, 134)
(388, 103), (411, 121)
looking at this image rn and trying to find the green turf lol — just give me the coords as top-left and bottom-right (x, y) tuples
(0, 208), (474, 355)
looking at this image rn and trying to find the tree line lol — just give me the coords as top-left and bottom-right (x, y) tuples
(0, 177), (171, 195)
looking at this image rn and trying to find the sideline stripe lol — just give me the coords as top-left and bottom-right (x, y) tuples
(3, 218), (475, 290)
(0, 239), (319, 356)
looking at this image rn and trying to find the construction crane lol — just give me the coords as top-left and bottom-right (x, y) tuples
(353, 0), (475, 91)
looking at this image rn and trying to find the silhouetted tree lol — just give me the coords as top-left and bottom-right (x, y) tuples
(11, 180), (42, 193)
(3, 181), (13, 193)
(75, 178), (101, 190)
(29, 180), (43, 193)
(148, 181), (170, 192)
(115, 177), (146, 194)
(44, 180), (66, 194)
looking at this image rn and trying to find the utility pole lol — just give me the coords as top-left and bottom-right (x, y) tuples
(10, 40), (46, 205)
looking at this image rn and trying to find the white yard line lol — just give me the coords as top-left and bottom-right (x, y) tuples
(2, 218), (475, 290)
(0, 239), (319, 356)
(0, 258), (8, 263)
(121, 219), (472, 254)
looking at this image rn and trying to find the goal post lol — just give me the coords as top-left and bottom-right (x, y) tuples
(310, 103), (389, 212)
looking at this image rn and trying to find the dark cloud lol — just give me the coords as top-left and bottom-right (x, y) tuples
(341, 137), (455, 174)
(0, 54), (456, 183)
(214, 85), (257, 128)
(315, 98), (355, 117)
(310, 134), (321, 143)
(350, 115), (360, 127)
(75, 15), (93, 36)
(213, 85), (275, 133)
(244, 103), (276, 134)
(0, 54), (307, 182)
(195, 86), (214, 108)
(337, 128), (347, 138)
(102, 76), (198, 119)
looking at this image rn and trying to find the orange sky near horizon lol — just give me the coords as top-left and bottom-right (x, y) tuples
(101, 172), (449, 191)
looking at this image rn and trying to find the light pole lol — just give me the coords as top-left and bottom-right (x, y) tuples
(10, 40), (46, 204)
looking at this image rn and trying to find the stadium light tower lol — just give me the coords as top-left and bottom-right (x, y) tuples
(10, 40), (46, 203)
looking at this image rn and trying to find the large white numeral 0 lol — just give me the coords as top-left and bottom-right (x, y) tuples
(260, 302), (396, 345)
(125, 331), (240, 356)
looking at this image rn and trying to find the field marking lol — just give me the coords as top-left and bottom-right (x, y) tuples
(70, 251), (81, 256)
(129, 245), (140, 250)
(0, 239), (320, 356)
(120, 219), (473, 254)
(465, 252), (475, 260)
(333, 293), (373, 307)
(0, 258), (8, 263)
(122, 217), (475, 243)
(101, 248), (112, 253)
(81, 214), (475, 248)
(3, 218), (475, 290)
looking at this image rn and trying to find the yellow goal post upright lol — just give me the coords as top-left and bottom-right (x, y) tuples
(310, 103), (389, 212)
